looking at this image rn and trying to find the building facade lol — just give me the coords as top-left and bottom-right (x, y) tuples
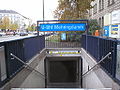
(90, 0), (120, 28)
(0, 10), (31, 31)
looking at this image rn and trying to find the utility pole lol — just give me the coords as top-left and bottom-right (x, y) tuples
(43, 0), (45, 21)
(37, 0), (45, 36)
(43, 0), (45, 36)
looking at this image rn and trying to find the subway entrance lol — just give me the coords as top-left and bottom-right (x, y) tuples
(44, 56), (82, 88)
(37, 20), (88, 48)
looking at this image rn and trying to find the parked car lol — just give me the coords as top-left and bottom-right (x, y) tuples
(0, 34), (2, 36)
(20, 32), (28, 36)
(6, 32), (14, 35)
(0, 32), (6, 36)
(16, 32), (20, 35)
(33, 31), (38, 35)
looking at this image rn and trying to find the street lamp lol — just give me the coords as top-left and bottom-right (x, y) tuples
(37, 0), (45, 36)
(43, 0), (45, 21)
(43, 0), (45, 36)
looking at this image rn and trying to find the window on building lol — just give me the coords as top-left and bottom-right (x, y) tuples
(99, 0), (101, 10)
(99, 17), (104, 28)
(102, 16), (104, 28)
(14, 15), (16, 18)
(102, 0), (104, 9)
(99, 18), (102, 27)
(108, 0), (115, 6)
(93, 4), (97, 14)
(89, 9), (92, 16)
(99, 0), (104, 11)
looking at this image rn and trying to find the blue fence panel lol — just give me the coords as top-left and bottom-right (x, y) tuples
(0, 36), (45, 87)
(87, 36), (99, 61)
(111, 40), (117, 77)
(82, 35), (99, 61)
(99, 38), (117, 77)
(40, 35), (45, 50)
(0, 42), (4, 46)
(36, 36), (45, 53)
(24, 36), (45, 62)
(0, 42), (8, 87)
(5, 40), (24, 78)
(82, 35), (117, 78)
(81, 35), (86, 50)
(24, 37), (38, 62)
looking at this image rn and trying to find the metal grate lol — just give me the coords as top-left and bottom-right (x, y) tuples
(45, 32), (82, 48)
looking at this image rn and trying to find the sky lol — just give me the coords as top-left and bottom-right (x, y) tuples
(0, 0), (58, 23)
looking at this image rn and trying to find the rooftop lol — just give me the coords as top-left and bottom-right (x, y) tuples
(0, 9), (29, 19)
(0, 10), (18, 14)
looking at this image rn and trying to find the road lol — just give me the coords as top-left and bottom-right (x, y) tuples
(0, 35), (37, 43)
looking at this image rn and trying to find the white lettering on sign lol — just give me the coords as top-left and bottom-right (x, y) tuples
(39, 23), (86, 31)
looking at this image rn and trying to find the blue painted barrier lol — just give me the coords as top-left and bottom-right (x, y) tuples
(82, 35), (117, 78)
(0, 35), (45, 87)
(24, 36), (45, 62)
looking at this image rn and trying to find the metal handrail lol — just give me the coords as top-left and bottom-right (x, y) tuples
(82, 52), (112, 77)
(10, 53), (45, 79)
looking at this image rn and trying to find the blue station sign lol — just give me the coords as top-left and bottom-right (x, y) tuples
(61, 33), (67, 41)
(104, 26), (110, 37)
(39, 23), (86, 31)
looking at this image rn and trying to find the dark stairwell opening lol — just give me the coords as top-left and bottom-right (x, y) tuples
(44, 56), (82, 88)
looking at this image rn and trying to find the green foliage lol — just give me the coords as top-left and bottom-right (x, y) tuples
(0, 16), (11, 30)
(59, 31), (84, 42)
(10, 23), (19, 30)
(27, 24), (36, 31)
(67, 31), (84, 42)
(54, 0), (96, 41)
(0, 19), (2, 29)
(88, 19), (101, 35)
(27, 25), (32, 31)
(54, 0), (95, 20)
(0, 17), (19, 31)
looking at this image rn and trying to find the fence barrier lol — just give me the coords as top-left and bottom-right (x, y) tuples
(0, 34), (119, 87)
(82, 35), (117, 78)
(0, 35), (45, 87)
